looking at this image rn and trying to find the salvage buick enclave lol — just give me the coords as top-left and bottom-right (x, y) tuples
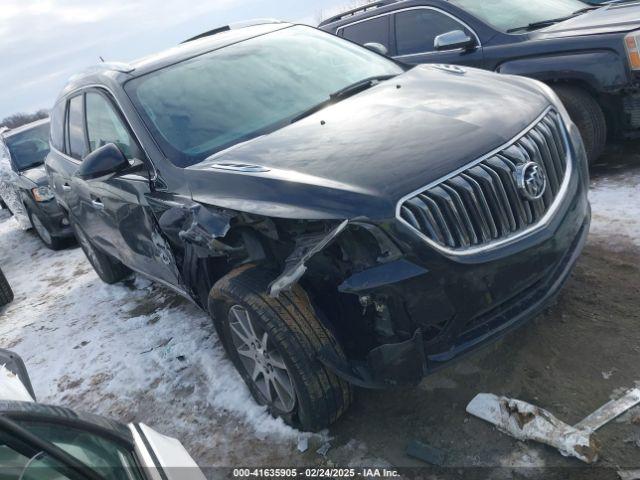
(46, 23), (590, 430)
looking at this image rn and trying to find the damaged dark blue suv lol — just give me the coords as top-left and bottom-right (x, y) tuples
(45, 23), (590, 430)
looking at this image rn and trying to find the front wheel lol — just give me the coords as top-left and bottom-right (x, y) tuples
(70, 219), (131, 284)
(209, 266), (353, 431)
(27, 209), (65, 250)
(553, 85), (606, 165)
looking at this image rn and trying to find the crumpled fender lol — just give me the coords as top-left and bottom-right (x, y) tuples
(148, 193), (235, 255)
(269, 219), (349, 297)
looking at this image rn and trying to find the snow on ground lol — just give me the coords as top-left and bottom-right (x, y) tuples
(589, 168), (640, 247)
(0, 211), (313, 466)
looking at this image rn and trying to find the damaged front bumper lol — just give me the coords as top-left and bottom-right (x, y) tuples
(317, 127), (591, 389)
(320, 211), (590, 388)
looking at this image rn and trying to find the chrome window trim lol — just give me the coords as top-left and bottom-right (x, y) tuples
(336, 5), (482, 56)
(54, 84), (159, 181)
(395, 106), (574, 257)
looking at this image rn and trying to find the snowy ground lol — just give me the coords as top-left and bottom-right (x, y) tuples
(0, 147), (639, 474)
(0, 211), (316, 467)
(590, 163), (640, 247)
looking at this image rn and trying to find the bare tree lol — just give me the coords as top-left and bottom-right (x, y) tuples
(0, 109), (49, 130)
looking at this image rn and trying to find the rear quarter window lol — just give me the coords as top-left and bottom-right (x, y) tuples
(67, 95), (87, 160)
(50, 101), (66, 152)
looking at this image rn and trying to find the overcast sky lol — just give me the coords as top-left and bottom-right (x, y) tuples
(0, 0), (351, 119)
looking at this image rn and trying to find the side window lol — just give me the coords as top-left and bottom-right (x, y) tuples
(395, 9), (473, 56)
(0, 443), (70, 480)
(67, 94), (87, 160)
(85, 92), (140, 160)
(16, 421), (141, 480)
(340, 16), (391, 52)
(50, 101), (67, 152)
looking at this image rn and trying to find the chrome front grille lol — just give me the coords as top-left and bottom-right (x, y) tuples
(398, 109), (571, 253)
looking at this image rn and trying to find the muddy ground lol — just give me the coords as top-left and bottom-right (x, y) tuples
(0, 145), (639, 479)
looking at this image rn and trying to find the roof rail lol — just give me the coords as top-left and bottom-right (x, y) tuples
(182, 26), (231, 44)
(64, 62), (135, 85)
(318, 1), (391, 27)
(181, 18), (285, 44)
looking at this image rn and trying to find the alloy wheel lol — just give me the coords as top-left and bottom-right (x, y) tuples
(31, 213), (52, 245)
(228, 304), (296, 413)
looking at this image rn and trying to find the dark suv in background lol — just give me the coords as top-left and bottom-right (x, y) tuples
(1, 119), (74, 249)
(46, 23), (590, 430)
(320, 0), (640, 164)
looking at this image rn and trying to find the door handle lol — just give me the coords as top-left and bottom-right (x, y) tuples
(62, 183), (71, 191)
(91, 198), (104, 210)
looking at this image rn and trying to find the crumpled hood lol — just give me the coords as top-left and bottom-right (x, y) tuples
(536, 3), (640, 38)
(19, 165), (48, 187)
(186, 65), (551, 220)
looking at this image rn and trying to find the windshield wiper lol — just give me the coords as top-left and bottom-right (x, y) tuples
(290, 75), (396, 125)
(506, 6), (600, 33)
(329, 74), (396, 100)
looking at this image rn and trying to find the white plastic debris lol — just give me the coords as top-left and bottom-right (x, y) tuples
(618, 469), (640, 480)
(467, 387), (640, 464)
(466, 393), (598, 463)
(316, 442), (331, 457)
(575, 388), (640, 432)
(602, 370), (614, 380)
(0, 364), (34, 402)
(297, 436), (309, 453)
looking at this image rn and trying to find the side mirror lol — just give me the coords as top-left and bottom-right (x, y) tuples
(76, 143), (129, 180)
(434, 30), (476, 51)
(363, 42), (389, 56)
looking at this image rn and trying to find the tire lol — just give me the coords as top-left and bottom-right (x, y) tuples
(553, 85), (607, 165)
(0, 267), (14, 307)
(209, 266), (353, 431)
(27, 209), (65, 251)
(70, 219), (131, 284)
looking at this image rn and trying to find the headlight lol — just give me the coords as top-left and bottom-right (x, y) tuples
(32, 186), (54, 202)
(625, 32), (640, 70)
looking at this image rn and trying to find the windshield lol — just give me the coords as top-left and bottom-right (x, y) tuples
(450, 0), (590, 32)
(125, 25), (403, 167)
(5, 122), (51, 171)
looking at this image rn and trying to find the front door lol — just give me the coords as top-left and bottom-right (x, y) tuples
(78, 89), (182, 288)
(391, 7), (484, 68)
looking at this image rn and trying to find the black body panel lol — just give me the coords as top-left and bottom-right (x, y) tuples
(320, 0), (640, 138)
(186, 65), (549, 220)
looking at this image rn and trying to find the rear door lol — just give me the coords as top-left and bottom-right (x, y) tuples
(391, 7), (484, 67)
(81, 89), (182, 287)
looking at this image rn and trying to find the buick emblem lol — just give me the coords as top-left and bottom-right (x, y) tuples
(515, 162), (546, 201)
